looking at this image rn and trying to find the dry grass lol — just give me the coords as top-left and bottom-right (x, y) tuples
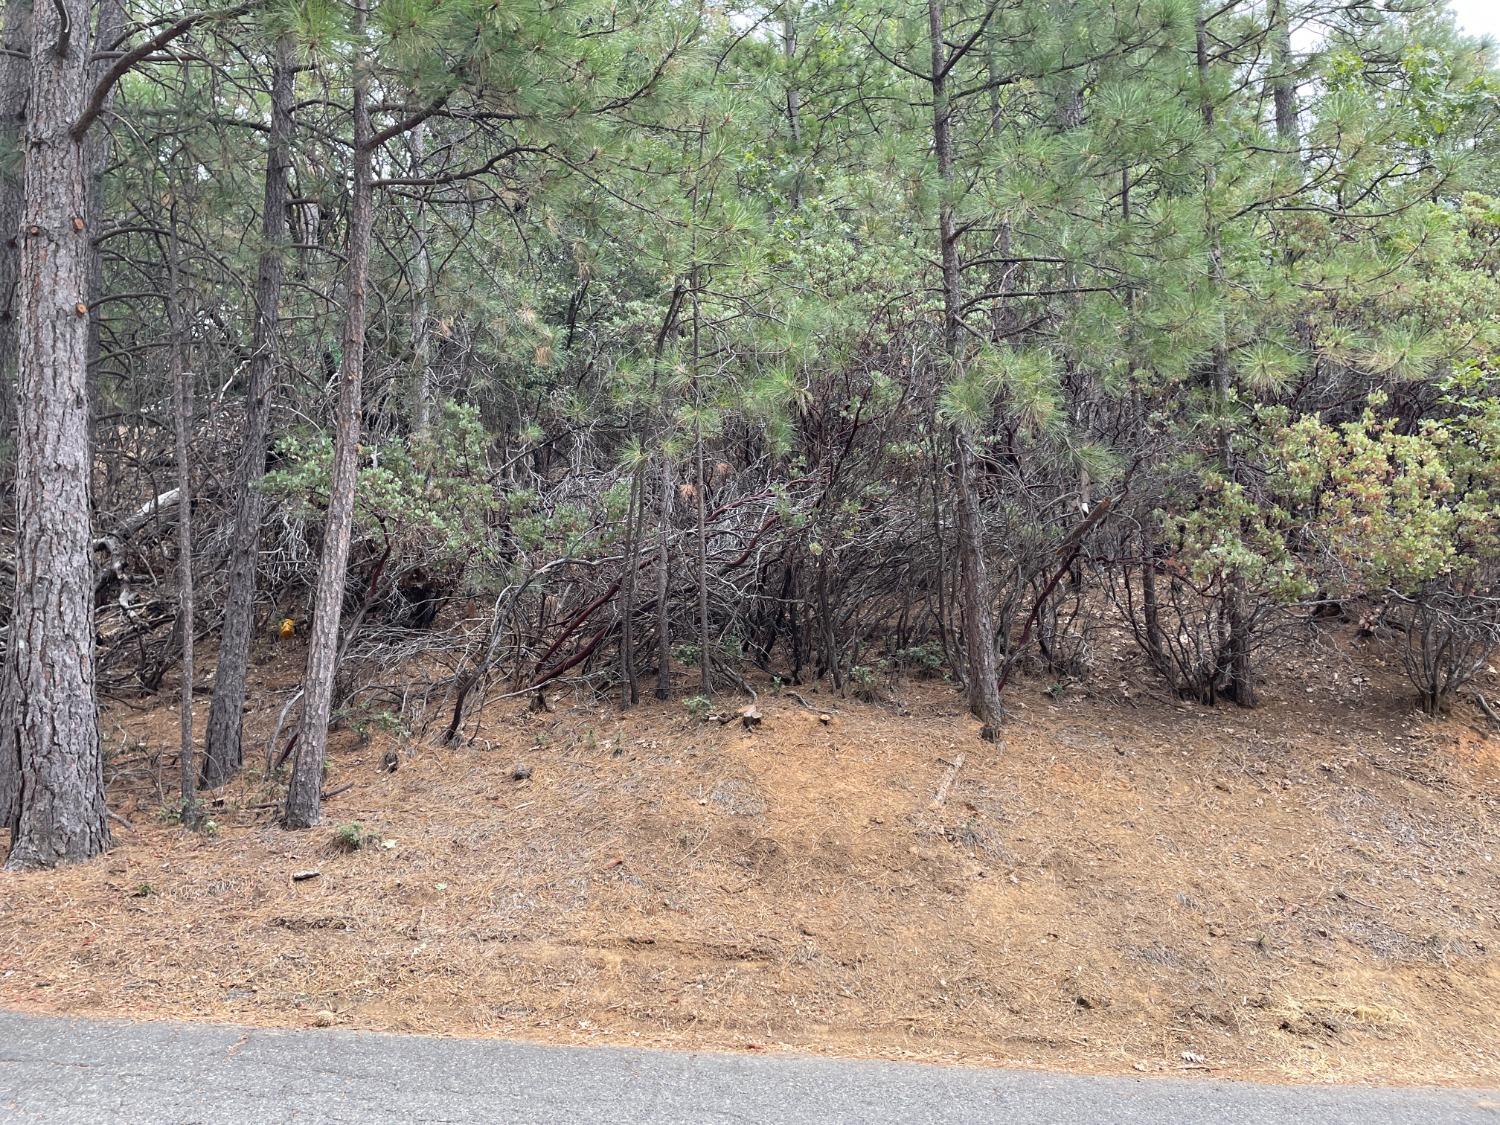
(2, 629), (1499, 1086)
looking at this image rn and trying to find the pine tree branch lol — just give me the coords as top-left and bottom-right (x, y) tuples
(72, 1), (256, 139)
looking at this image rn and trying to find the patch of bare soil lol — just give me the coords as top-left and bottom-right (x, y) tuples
(3, 631), (1499, 1086)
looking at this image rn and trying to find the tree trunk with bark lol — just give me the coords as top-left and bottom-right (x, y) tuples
(285, 11), (371, 829)
(407, 121), (434, 434)
(654, 458), (672, 700)
(1269, 0), (1298, 154)
(1196, 11), (1255, 708)
(692, 281), (710, 699)
(927, 0), (1004, 739)
(81, 0), (122, 377)
(619, 459), (643, 706)
(953, 427), (1003, 738)
(0, 0), (31, 451)
(781, 5), (803, 210)
(167, 213), (196, 823)
(201, 36), (294, 788)
(2, 0), (109, 868)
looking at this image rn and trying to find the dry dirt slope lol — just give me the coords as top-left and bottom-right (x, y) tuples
(2, 634), (1499, 1087)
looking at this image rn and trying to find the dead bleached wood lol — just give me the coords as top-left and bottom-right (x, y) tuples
(930, 752), (966, 809)
(92, 487), (181, 592)
(116, 488), (182, 540)
(1475, 692), (1500, 729)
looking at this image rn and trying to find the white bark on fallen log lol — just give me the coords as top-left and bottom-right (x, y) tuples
(92, 488), (181, 591)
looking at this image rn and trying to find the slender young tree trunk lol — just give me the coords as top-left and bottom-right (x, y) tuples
(647, 285), (681, 703)
(619, 459), (643, 706)
(927, 0), (1003, 739)
(692, 284), (710, 699)
(654, 458), (672, 700)
(781, 5), (803, 210)
(2, 0), (109, 868)
(1196, 13), (1255, 708)
(81, 0), (122, 381)
(202, 37), (295, 788)
(953, 428), (1003, 738)
(684, 103), (712, 702)
(285, 9), (371, 829)
(1122, 174), (1167, 677)
(927, 427), (953, 674)
(1269, 0), (1298, 154)
(167, 212), (196, 823)
(407, 121), (433, 434)
(694, 431), (710, 696)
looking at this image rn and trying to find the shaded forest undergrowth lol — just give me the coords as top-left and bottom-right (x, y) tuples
(2, 626), (1499, 1087)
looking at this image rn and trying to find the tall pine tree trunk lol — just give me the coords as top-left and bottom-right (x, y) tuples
(2, 0), (109, 868)
(0, 0), (31, 499)
(0, 0), (28, 831)
(1196, 12), (1255, 708)
(927, 0), (1003, 740)
(201, 37), (294, 788)
(285, 10), (371, 829)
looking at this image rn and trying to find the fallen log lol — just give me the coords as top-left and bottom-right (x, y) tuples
(93, 488), (181, 593)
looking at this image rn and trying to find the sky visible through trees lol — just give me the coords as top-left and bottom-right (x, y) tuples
(1450, 0), (1499, 37)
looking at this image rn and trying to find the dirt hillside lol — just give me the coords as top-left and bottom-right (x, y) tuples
(2, 630), (1499, 1086)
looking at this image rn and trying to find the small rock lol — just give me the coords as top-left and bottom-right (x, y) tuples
(291, 869), (321, 882)
(511, 763), (533, 782)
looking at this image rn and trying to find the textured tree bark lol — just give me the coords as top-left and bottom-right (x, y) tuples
(285, 9), (371, 829)
(0, 0), (29, 823)
(1268, 0), (1298, 154)
(2, 0), (109, 868)
(927, 0), (1004, 740)
(0, 0), (29, 332)
(201, 37), (294, 788)
(167, 215), (196, 823)
(0, 0), (31, 508)
(81, 0), (122, 378)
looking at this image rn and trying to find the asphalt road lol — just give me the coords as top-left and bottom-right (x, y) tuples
(0, 1010), (1496, 1123)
